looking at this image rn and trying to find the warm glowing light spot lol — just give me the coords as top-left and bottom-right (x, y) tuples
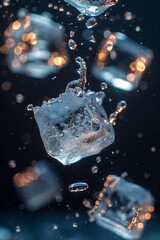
(98, 52), (106, 61)
(148, 206), (155, 213)
(12, 21), (21, 30)
(136, 61), (146, 72)
(127, 73), (135, 82)
(6, 38), (15, 48)
(137, 222), (144, 230)
(14, 46), (22, 55)
(145, 213), (151, 220)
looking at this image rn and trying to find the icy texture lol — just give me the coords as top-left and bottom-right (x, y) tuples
(89, 175), (154, 239)
(33, 87), (114, 165)
(92, 32), (153, 91)
(64, 0), (118, 16)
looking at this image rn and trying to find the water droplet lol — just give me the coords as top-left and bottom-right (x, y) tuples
(27, 104), (33, 111)
(96, 156), (101, 163)
(109, 100), (127, 125)
(70, 30), (75, 37)
(101, 82), (108, 90)
(9, 160), (16, 168)
(83, 199), (92, 209)
(89, 35), (96, 43)
(68, 39), (77, 50)
(121, 172), (128, 178)
(117, 100), (127, 111)
(16, 94), (24, 103)
(85, 17), (97, 29)
(16, 226), (21, 233)
(68, 182), (89, 192)
(73, 222), (78, 228)
(91, 166), (98, 174)
(77, 13), (85, 21)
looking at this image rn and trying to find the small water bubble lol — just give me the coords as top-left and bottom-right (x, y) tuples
(101, 82), (108, 90)
(91, 165), (98, 174)
(135, 26), (141, 32)
(16, 94), (24, 103)
(68, 39), (77, 50)
(88, 35), (96, 43)
(68, 182), (89, 192)
(53, 224), (58, 230)
(73, 222), (78, 228)
(16, 226), (21, 233)
(85, 17), (97, 29)
(151, 146), (156, 153)
(75, 212), (80, 218)
(124, 12), (133, 21)
(121, 172), (128, 178)
(27, 104), (33, 111)
(83, 199), (92, 209)
(96, 156), (101, 163)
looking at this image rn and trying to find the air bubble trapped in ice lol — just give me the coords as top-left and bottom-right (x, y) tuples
(64, 0), (118, 16)
(2, 9), (68, 78)
(31, 57), (115, 165)
(88, 175), (154, 239)
(92, 32), (153, 91)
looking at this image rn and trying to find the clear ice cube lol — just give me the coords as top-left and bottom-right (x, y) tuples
(64, 0), (118, 16)
(3, 9), (68, 78)
(33, 86), (115, 165)
(88, 175), (154, 239)
(92, 32), (153, 91)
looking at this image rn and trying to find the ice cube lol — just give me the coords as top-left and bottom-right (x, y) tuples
(64, 0), (118, 16)
(92, 32), (153, 91)
(88, 175), (155, 239)
(3, 9), (68, 78)
(13, 161), (61, 211)
(33, 87), (114, 165)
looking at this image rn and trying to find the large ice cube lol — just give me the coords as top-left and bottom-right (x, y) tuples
(88, 175), (155, 239)
(33, 86), (115, 165)
(64, 0), (118, 16)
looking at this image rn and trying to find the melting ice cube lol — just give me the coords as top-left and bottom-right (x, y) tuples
(32, 57), (115, 165)
(88, 175), (155, 239)
(64, 0), (118, 16)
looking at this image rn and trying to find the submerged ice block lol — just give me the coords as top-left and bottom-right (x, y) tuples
(33, 87), (114, 165)
(64, 0), (118, 16)
(88, 175), (155, 239)
(2, 9), (68, 78)
(92, 32), (153, 91)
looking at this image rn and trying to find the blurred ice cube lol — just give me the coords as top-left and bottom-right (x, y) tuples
(13, 161), (61, 211)
(64, 0), (118, 16)
(92, 32), (153, 91)
(88, 175), (155, 239)
(2, 9), (68, 78)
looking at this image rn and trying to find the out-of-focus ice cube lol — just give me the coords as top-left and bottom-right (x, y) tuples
(33, 87), (115, 165)
(2, 9), (68, 78)
(13, 161), (61, 211)
(88, 175), (155, 239)
(64, 0), (118, 16)
(92, 32), (153, 91)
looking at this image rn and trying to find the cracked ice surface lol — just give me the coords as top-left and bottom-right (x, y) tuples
(33, 86), (115, 165)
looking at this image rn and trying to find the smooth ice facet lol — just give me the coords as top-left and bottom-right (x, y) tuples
(88, 175), (154, 239)
(92, 32), (153, 91)
(33, 87), (115, 165)
(64, 0), (118, 16)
